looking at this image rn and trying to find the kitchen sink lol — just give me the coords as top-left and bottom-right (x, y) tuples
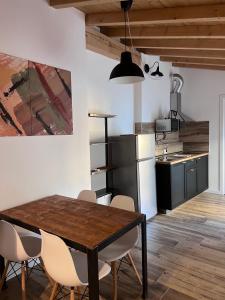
(170, 154), (192, 158)
(156, 156), (178, 162)
(156, 153), (193, 163)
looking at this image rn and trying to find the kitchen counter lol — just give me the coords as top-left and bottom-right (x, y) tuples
(156, 152), (209, 165)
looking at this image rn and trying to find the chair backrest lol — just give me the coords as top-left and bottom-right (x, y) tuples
(111, 195), (135, 212)
(40, 229), (82, 287)
(0, 220), (28, 262)
(78, 190), (96, 203)
(110, 195), (139, 247)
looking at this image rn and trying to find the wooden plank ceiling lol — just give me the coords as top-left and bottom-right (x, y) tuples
(49, 0), (225, 71)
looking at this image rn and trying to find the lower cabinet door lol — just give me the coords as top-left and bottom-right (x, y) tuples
(186, 167), (197, 200)
(197, 156), (209, 193)
(171, 163), (185, 208)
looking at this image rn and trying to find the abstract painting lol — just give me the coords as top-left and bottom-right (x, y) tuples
(0, 53), (72, 136)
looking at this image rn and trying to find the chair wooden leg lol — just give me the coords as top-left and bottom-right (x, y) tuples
(21, 262), (26, 300)
(111, 261), (117, 300)
(0, 260), (9, 291)
(76, 286), (81, 300)
(49, 282), (59, 300)
(127, 253), (142, 286)
(70, 287), (75, 300)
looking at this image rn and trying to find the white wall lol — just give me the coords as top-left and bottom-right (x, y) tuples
(179, 67), (225, 193)
(87, 50), (134, 137)
(135, 55), (173, 123)
(0, 0), (91, 210)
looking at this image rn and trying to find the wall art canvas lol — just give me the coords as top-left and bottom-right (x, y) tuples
(0, 53), (73, 136)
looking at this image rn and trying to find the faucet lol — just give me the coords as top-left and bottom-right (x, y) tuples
(163, 144), (168, 156)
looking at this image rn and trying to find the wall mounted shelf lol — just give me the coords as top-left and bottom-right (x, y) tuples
(88, 112), (116, 198)
(88, 113), (116, 118)
(91, 166), (111, 176)
(90, 142), (109, 146)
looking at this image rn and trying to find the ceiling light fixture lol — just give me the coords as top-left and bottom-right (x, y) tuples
(144, 62), (164, 79)
(109, 0), (145, 84)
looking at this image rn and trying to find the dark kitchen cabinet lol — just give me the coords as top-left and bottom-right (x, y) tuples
(171, 163), (186, 207)
(156, 155), (208, 211)
(196, 156), (209, 193)
(185, 166), (197, 200)
(156, 162), (185, 210)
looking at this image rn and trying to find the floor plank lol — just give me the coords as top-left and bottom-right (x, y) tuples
(2, 192), (225, 299)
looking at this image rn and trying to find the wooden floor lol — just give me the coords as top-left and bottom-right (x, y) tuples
(2, 192), (225, 300)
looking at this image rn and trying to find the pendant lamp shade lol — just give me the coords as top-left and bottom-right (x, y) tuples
(109, 52), (145, 84)
(144, 62), (164, 79)
(151, 66), (164, 78)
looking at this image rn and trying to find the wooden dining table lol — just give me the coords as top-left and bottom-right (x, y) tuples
(0, 195), (148, 300)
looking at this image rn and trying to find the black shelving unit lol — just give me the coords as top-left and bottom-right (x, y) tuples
(88, 113), (116, 198)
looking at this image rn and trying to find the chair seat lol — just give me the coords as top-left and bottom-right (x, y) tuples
(99, 241), (132, 263)
(71, 251), (111, 285)
(99, 228), (138, 263)
(20, 234), (41, 259)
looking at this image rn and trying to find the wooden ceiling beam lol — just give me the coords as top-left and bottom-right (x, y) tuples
(126, 39), (225, 50)
(86, 3), (225, 26)
(101, 24), (225, 39)
(161, 56), (225, 66)
(173, 63), (225, 71)
(49, 0), (120, 9)
(140, 49), (225, 59)
(86, 27), (141, 65)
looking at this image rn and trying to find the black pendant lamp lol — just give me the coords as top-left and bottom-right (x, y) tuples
(109, 1), (144, 84)
(144, 62), (164, 79)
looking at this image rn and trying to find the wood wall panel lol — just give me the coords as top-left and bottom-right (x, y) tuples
(179, 121), (209, 152)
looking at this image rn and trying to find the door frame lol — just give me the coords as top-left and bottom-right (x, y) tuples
(219, 95), (225, 195)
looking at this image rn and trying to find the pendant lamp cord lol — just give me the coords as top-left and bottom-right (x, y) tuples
(122, 1), (144, 68)
(127, 10), (145, 67)
(127, 11), (135, 54)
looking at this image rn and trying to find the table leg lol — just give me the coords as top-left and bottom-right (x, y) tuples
(141, 217), (148, 298)
(0, 255), (7, 290)
(87, 248), (99, 300)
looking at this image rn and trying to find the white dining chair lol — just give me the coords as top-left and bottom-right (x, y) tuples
(0, 220), (42, 300)
(99, 195), (141, 300)
(77, 190), (97, 203)
(40, 229), (111, 300)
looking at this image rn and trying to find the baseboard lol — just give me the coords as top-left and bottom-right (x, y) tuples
(206, 189), (223, 195)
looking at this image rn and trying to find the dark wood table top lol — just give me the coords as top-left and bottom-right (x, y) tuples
(0, 195), (144, 251)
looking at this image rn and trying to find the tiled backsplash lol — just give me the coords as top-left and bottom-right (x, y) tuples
(135, 121), (210, 155)
(155, 142), (184, 156)
(179, 121), (209, 152)
(155, 131), (183, 156)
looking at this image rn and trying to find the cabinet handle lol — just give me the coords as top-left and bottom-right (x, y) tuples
(182, 162), (186, 164)
(190, 168), (195, 172)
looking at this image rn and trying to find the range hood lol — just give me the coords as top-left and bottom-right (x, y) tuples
(170, 74), (193, 122)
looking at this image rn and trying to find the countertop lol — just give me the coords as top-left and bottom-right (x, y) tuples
(156, 152), (209, 165)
